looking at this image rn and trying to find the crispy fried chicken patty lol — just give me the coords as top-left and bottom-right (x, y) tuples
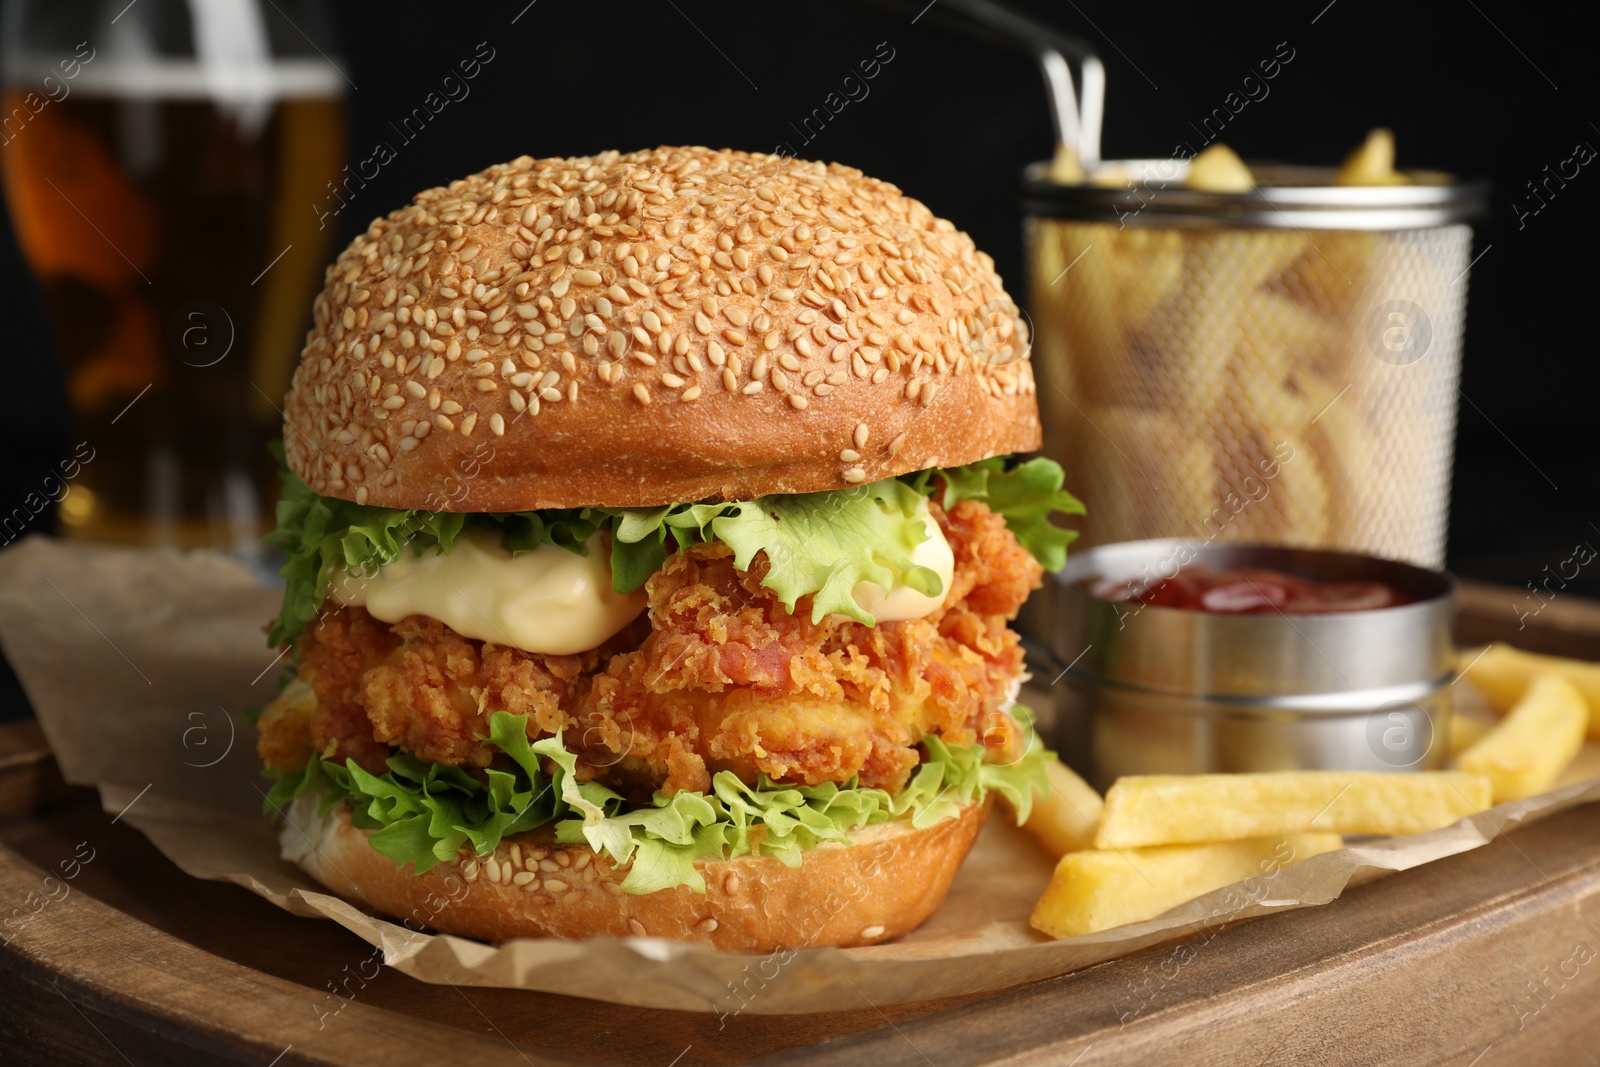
(260, 499), (1042, 797)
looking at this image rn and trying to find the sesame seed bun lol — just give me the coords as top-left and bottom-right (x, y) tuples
(282, 794), (989, 952)
(284, 146), (1039, 510)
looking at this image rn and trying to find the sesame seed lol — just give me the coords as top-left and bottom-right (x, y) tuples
(842, 467), (866, 483)
(381, 395), (406, 410)
(490, 413), (506, 435)
(513, 871), (536, 886)
(788, 393), (809, 409)
(854, 422), (870, 448)
(681, 385), (702, 401)
(545, 879), (570, 892)
(660, 372), (685, 388)
(460, 412), (478, 435)
(888, 432), (907, 455)
(840, 449), (861, 462)
(633, 382), (652, 405)
(741, 380), (763, 395)
(355, 486), (369, 504)
(572, 269), (602, 286)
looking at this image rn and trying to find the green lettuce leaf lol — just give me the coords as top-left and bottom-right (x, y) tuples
(912, 457), (1086, 573)
(662, 478), (940, 625)
(264, 707), (1053, 893)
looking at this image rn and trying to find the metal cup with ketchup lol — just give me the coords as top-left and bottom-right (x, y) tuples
(1046, 540), (1456, 789)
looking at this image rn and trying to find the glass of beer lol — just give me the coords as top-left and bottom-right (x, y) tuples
(0, 0), (347, 561)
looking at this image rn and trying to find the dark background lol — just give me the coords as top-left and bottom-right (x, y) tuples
(2, 0), (1596, 716)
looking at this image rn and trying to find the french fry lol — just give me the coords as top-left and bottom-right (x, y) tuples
(1460, 644), (1600, 739)
(1448, 713), (1496, 757)
(1306, 406), (1381, 547)
(1095, 771), (1493, 848)
(1186, 143), (1255, 192)
(1067, 407), (1215, 545)
(1030, 833), (1343, 938)
(1336, 128), (1408, 186)
(1457, 674), (1588, 802)
(1022, 760), (1106, 857)
(1048, 141), (1085, 183)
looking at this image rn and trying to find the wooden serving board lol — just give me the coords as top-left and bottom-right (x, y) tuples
(3, 580), (1599, 1066)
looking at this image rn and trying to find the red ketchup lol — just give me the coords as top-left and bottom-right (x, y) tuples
(1091, 565), (1413, 615)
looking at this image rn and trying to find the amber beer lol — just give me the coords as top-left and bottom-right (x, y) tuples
(0, 64), (344, 553)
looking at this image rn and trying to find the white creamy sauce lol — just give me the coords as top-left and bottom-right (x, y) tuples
(330, 528), (646, 656)
(850, 500), (956, 623)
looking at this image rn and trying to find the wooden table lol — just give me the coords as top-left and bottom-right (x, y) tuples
(3, 581), (1599, 1066)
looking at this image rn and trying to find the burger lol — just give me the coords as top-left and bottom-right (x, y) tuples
(255, 146), (1083, 952)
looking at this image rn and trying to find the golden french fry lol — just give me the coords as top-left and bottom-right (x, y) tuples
(1031, 221), (1123, 408)
(1448, 713), (1496, 758)
(1186, 143), (1254, 192)
(1336, 128), (1408, 186)
(1457, 674), (1588, 802)
(1095, 771), (1492, 848)
(1073, 407), (1215, 545)
(1030, 834), (1343, 938)
(1305, 403), (1382, 547)
(1022, 760), (1106, 857)
(1104, 226), (1183, 334)
(1461, 644), (1600, 739)
(1260, 229), (1381, 329)
(1048, 142), (1085, 183)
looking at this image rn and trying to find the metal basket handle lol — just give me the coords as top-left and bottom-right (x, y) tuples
(885, 0), (1105, 168)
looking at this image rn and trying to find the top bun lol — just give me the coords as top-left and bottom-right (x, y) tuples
(283, 147), (1039, 510)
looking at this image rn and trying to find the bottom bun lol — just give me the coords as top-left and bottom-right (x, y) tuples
(282, 794), (990, 952)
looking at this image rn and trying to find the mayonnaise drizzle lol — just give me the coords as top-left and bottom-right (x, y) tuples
(330, 529), (645, 656)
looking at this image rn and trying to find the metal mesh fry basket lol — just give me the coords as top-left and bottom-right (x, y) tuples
(1023, 163), (1489, 567)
